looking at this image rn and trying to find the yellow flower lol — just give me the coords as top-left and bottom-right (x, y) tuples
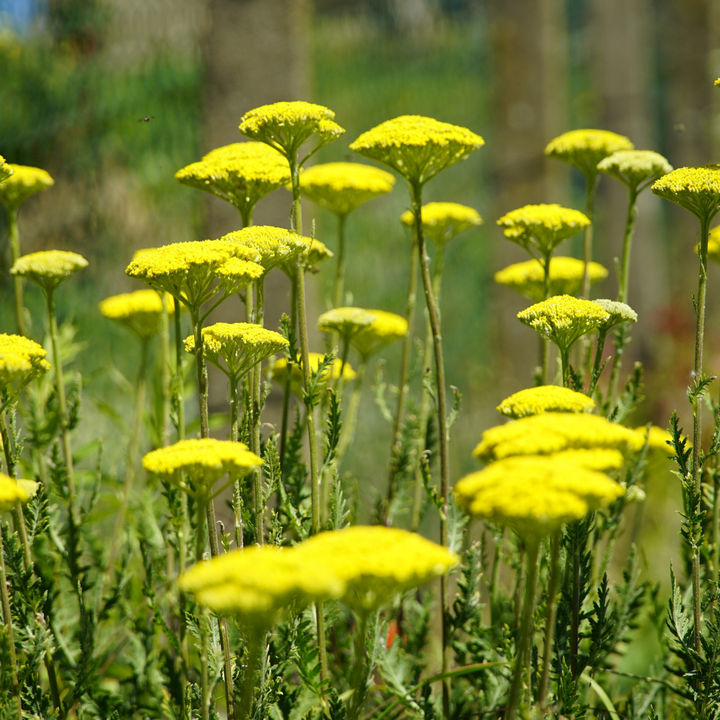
(293, 526), (458, 613)
(455, 456), (624, 542)
(716, 79), (720, 87)
(280, 238), (334, 279)
(10, 250), (88, 292)
(99, 289), (173, 341)
(298, 162), (396, 216)
(497, 204), (590, 256)
(551, 448), (625, 473)
(175, 142), (290, 220)
(184, 322), (288, 380)
(400, 202), (482, 246)
(0, 164), (54, 210)
(0, 472), (29, 513)
(707, 225), (720, 265)
(597, 150), (673, 192)
(142, 438), (262, 499)
(494, 257), (608, 302)
(350, 115), (484, 186)
(497, 385), (595, 419)
(0, 333), (50, 392)
(272, 352), (356, 395)
(239, 101), (345, 160)
(317, 307), (377, 343)
(0, 157), (12, 184)
(474, 411), (643, 464)
(351, 309), (408, 360)
(545, 129), (634, 179)
(651, 165), (720, 223)
(592, 299), (638, 330)
(223, 225), (311, 274)
(517, 295), (610, 355)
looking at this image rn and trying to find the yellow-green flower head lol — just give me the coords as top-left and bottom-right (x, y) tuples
(0, 472), (30, 513)
(143, 438), (262, 499)
(280, 238), (334, 279)
(298, 162), (396, 216)
(597, 150), (673, 192)
(238, 101), (345, 160)
(474, 411), (643, 464)
(125, 240), (262, 314)
(400, 202), (482, 246)
(272, 352), (356, 395)
(0, 156), (12, 184)
(551, 448), (626, 473)
(223, 226), (311, 274)
(0, 164), (54, 210)
(184, 322), (288, 380)
(455, 456), (624, 543)
(497, 385), (595, 419)
(10, 250), (88, 292)
(707, 225), (720, 265)
(633, 425), (676, 458)
(175, 142), (291, 218)
(317, 307), (377, 342)
(180, 545), (345, 628)
(716, 79), (720, 87)
(494, 257), (608, 302)
(517, 295), (610, 354)
(497, 204), (590, 256)
(592, 299), (638, 330)
(349, 115), (484, 186)
(651, 165), (720, 223)
(98, 289), (174, 341)
(0, 333), (50, 392)
(545, 129), (634, 179)
(351, 309), (408, 359)
(294, 526), (458, 613)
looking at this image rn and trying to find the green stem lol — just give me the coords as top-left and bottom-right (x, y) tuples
(0, 528), (21, 719)
(161, 295), (171, 447)
(617, 188), (638, 304)
(333, 213), (347, 309)
(581, 174), (598, 299)
(560, 348), (570, 389)
(538, 533), (560, 710)
(195, 498), (210, 720)
(174, 298), (185, 442)
(337, 360), (366, 463)
(8, 208), (27, 336)
(238, 633), (261, 720)
(504, 540), (539, 720)
(589, 328), (608, 397)
(253, 278), (265, 546)
(605, 324), (628, 411)
(713, 468), (719, 619)
(230, 378), (244, 549)
(348, 612), (370, 720)
(541, 252), (552, 384)
(279, 275), (297, 471)
(489, 527), (504, 625)
(192, 311), (210, 439)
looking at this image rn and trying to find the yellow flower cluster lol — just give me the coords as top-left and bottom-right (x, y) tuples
(497, 204), (590, 255)
(0, 156), (12, 183)
(272, 352), (356, 395)
(298, 162), (396, 216)
(517, 295), (610, 354)
(474, 411), (643, 465)
(351, 309), (408, 359)
(400, 202), (482, 246)
(11, 250), (88, 291)
(651, 165), (720, 222)
(142, 438), (262, 499)
(593, 299), (638, 329)
(455, 456), (624, 542)
(0, 472), (30, 513)
(497, 385), (595, 419)
(239, 101), (345, 158)
(184, 322), (288, 380)
(99, 289), (173, 341)
(223, 226), (310, 273)
(0, 333), (50, 392)
(0, 164), (54, 209)
(350, 115), (484, 186)
(545, 129), (634, 178)
(597, 150), (673, 191)
(317, 307), (377, 341)
(495, 257), (607, 302)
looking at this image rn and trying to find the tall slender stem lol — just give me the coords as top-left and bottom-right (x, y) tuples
(589, 328), (608, 397)
(239, 633), (261, 720)
(336, 360), (366, 463)
(0, 528), (21, 719)
(230, 379), (244, 550)
(192, 312), (210, 440)
(581, 174), (598, 299)
(541, 252), (552, 384)
(348, 612), (370, 720)
(252, 278), (266, 546)
(8, 208), (27, 337)
(160, 295), (171, 447)
(333, 213), (348, 309)
(538, 533), (560, 709)
(195, 498), (210, 720)
(617, 188), (638, 304)
(280, 276), (298, 471)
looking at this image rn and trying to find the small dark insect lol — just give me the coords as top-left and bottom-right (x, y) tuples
(137, 116), (155, 123)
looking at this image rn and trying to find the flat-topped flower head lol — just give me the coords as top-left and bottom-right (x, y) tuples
(350, 115), (484, 186)
(175, 142), (291, 219)
(517, 295), (610, 354)
(180, 545), (345, 628)
(598, 150), (673, 192)
(593, 299), (638, 330)
(318, 307), (376, 343)
(633, 425), (676, 459)
(545, 129), (634, 179)
(239, 101), (345, 161)
(125, 240), (262, 314)
(224, 226), (311, 274)
(497, 204), (590, 256)
(298, 162), (395, 216)
(184, 322), (288, 380)
(143, 438), (262, 499)
(351, 309), (408, 359)
(651, 165), (720, 224)
(99, 289), (174, 341)
(293, 526), (458, 613)
(272, 352), (356, 396)
(497, 385), (595, 419)
(280, 238), (333, 278)
(0, 164), (54, 210)
(495, 257), (608, 302)
(0, 334), (50, 393)
(455, 456), (624, 543)
(474, 411), (643, 464)
(551, 448), (626, 473)
(0, 472), (30, 513)
(400, 202), (482, 246)
(0, 157), (12, 183)
(11, 250), (88, 292)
